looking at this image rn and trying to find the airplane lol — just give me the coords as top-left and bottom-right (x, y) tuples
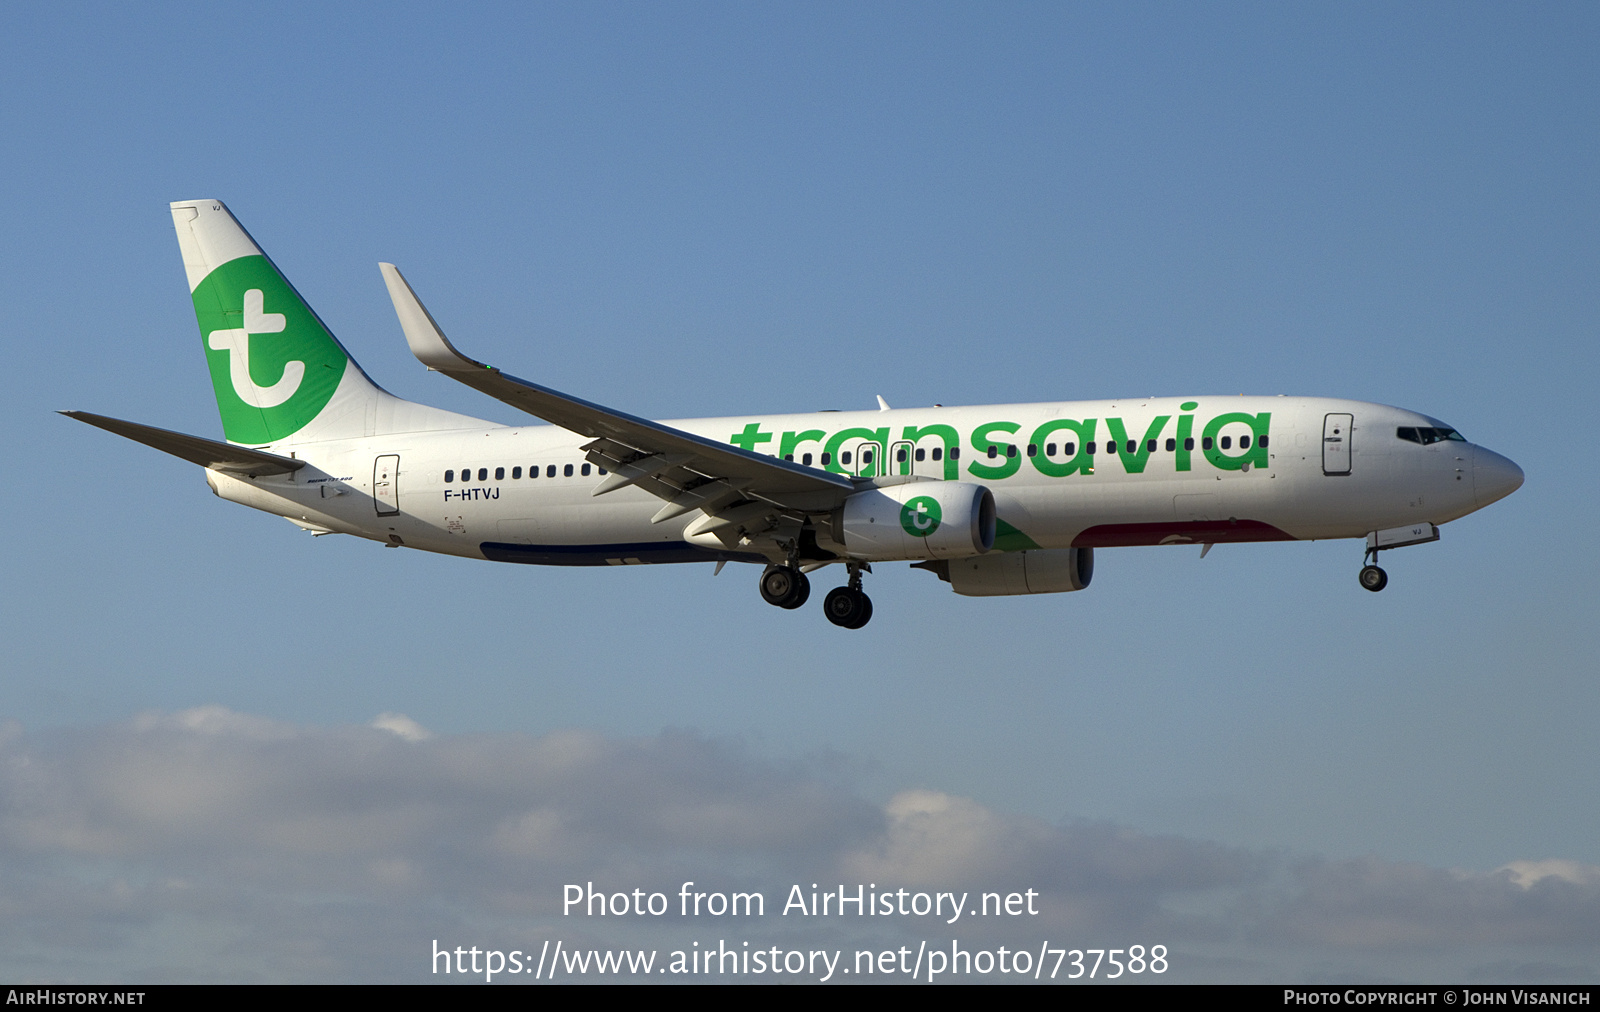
(65, 200), (1525, 629)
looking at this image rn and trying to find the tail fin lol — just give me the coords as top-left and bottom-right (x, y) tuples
(172, 199), (390, 445)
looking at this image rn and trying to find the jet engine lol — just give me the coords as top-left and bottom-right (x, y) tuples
(833, 482), (996, 561)
(917, 547), (1095, 596)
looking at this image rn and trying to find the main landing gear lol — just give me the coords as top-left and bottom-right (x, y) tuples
(757, 561), (873, 628)
(823, 562), (872, 629)
(759, 564), (810, 609)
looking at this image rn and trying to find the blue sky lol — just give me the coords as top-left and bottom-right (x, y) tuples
(1, 1), (1596, 983)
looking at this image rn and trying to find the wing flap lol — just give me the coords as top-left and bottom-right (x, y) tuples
(588, 450), (694, 497)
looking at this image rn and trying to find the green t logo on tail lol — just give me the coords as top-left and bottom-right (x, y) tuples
(192, 255), (347, 444)
(901, 496), (942, 537)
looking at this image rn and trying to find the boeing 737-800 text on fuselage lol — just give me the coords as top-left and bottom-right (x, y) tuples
(66, 201), (1524, 628)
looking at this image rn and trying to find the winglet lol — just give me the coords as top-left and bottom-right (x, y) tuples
(380, 263), (488, 373)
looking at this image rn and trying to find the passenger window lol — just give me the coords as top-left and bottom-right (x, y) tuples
(821, 452), (832, 465)
(842, 451), (853, 465)
(1006, 445), (1017, 459)
(1165, 438), (1175, 451)
(915, 448), (926, 461)
(1125, 441), (1135, 453)
(495, 467), (505, 480)
(1046, 442), (1056, 456)
(512, 466), (522, 479)
(1240, 436), (1250, 449)
(478, 468), (488, 481)
(949, 447), (959, 460)
(1105, 441), (1115, 454)
(1146, 439), (1157, 452)
(1026, 444), (1037, 457)
(530, 465), (539, 478)
(444, 470), (454, 483)
(932, 447), (942, 461)
(803, 453), (813, 466)
(598, 467), (607, 474)
(547, 465), (557, 478)
(580, 463), (589, 475)
(897, 448), (908, 463)
(987, 446), (998, 459)
(1220, 437), (1231, 450)
(1202, 438), (1213, 451)
(564, 463), (574, 477)
(1184, 438), (1194, 451)
(1397, 427), (1421, 444)
(784, 453), (793, 461)
(862, 450), (873, 465)
(1259, 435), (1269, 448)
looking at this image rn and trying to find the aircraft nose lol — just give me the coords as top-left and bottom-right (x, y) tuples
(1473, 446), (1524, 508)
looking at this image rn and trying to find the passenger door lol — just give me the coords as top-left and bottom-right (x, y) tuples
(1322, 414), (1352, 476)
(374, 454), (400, 514)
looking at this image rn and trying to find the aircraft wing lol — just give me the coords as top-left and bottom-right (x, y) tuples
(380, 263), (855, 524)
(61, 411), (306, 476)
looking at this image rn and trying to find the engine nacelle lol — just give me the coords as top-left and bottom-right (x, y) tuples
(926, 547), (1095, 596)
(835, 482), (996, 561)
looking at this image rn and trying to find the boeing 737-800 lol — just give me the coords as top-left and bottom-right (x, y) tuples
(65, 200), (1524, 628)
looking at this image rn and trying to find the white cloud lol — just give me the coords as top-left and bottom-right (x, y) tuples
(1498, 860), (1600, 890)
(0, 708), (1594, 983)
(370, 713), (432, 742)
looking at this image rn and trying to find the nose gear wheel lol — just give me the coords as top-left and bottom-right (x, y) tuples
(1359, 565), (1388, 592)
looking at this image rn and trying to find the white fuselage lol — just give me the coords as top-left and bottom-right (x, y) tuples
(205, 395), (1521, 568)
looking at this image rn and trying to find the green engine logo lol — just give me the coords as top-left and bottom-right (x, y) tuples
(900, 496), (942, 538)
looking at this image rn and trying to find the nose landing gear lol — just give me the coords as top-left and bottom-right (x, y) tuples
(1358, 564), (1388, 592)
(1356, 524), (1440, 592)
(1358, 545), (1389, 592)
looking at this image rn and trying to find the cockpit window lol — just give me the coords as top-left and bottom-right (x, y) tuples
(1397, 426), (1466, 445)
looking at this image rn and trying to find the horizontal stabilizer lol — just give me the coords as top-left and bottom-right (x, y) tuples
(61, 411), (305, 476)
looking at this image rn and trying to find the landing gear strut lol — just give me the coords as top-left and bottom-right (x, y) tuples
(1359, 547), (1388, 592)
(823, 562), (873, 629)
(759, 564), (810, 609)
